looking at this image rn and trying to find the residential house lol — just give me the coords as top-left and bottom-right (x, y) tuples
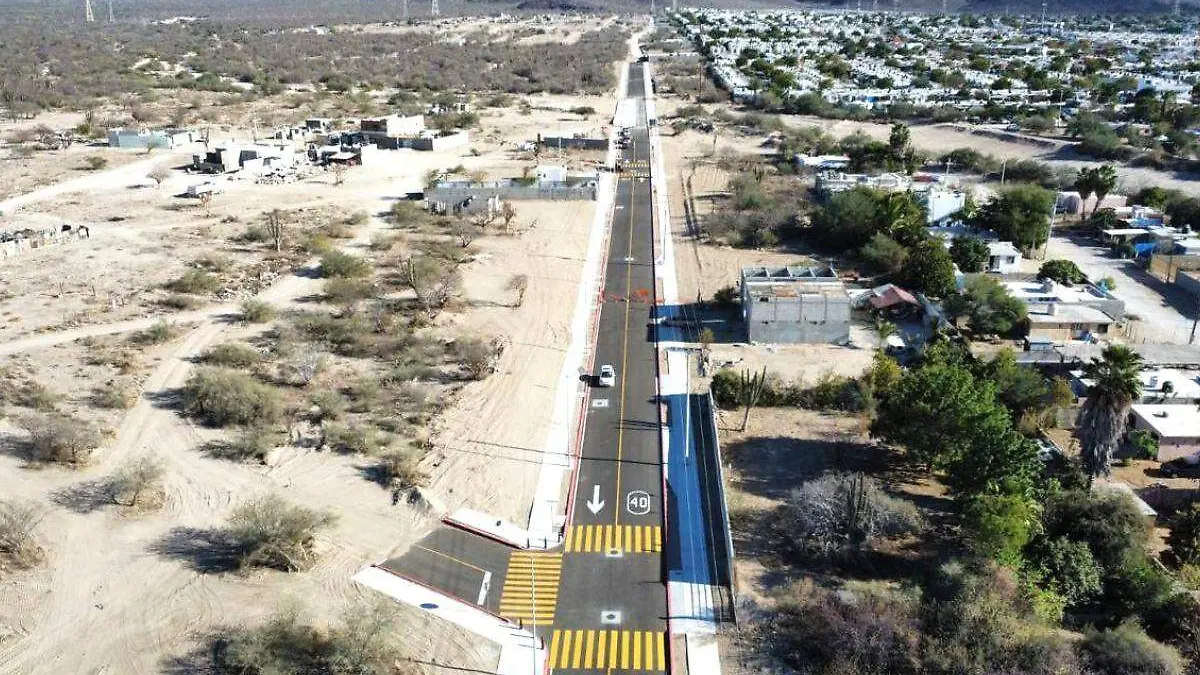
(740, 265), (851, 344)
(1130, 404), (1200, 462)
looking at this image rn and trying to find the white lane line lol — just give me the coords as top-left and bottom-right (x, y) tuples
(478, 570), (492, 606)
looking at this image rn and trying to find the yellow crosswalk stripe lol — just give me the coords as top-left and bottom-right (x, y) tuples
(633, 630), (642, 670)
(546, 630), (668, 671)
(497, 551), (562, 626)
(564, 525), (663, 554)
(572, 629), (584, 669)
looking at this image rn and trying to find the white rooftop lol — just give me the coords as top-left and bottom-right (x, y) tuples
(987, 241), (1020, 256)
(1132, 404), (1200, 439)
(1073, 367), (1200, 401)
(1004, 279), (1110, 305)
(1026, 305), (1114, 324)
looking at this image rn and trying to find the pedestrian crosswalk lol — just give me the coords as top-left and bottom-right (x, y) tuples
(563, 524), (662, 554)
(548, 629), (667, 671)
(497, 551), (562, 626)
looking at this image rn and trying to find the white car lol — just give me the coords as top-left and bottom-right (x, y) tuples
(598, 364), (616, 387)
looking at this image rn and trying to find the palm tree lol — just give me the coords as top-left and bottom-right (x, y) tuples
(1073, 167), (1097, 219)
(1076, 345), (1143, 484)
(1092, 165), (1119, 217)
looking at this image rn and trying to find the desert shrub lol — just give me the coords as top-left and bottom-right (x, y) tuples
(1079, 623), (1183, 675)
(181, 367), (282, 427)
(783, 472), (921, 557)
(225, 494), (337, 571)
(133, 319), (177, 345)
(239, 298), (276, 323)
(157, 293), (203, 310)
(324, 277), (375, 304)
(0, 371), (59, 411)
(0, 500), (44, 570)
(453, 337), (499, 380)
(292, 311), (372, 357)
(196, 252), (235, 272)
(324, 424), (385, 455)
(166, 269), (221, 295)
(375, 448), (427, 490)
(795, 373), (865, 412)
(19, 412), (101, 466)
(318, 251), (371, 279)
(239, 223), (270, 243)
(202, 343), (262, 369)
(210, 603), (404, 674)
(308, 389), (346, 422)
(84, 155), (108, 171)
(107, 457), (165, 509)
(773, 579), (923, 675)
(93, 378), (139, 409)
(206, 425), (279, 463)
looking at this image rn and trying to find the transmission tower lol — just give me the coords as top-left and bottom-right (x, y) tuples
(402, 0), (409, 21)
(1175, 0), (1182, 17)
(872, 0), (877, 11)
(107, 0), (114, 22)
(671, 0), (677, 11)
(941, 0), (947, 13)
(430, 0), (439, 17)
(1040, 0), (1047, 24)
(85, 0), (95, 22)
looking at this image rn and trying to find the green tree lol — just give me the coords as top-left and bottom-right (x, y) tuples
(1037, 259), (1088, 286)
(1092, 165), (1119, 214)
(944, 275), (1027, 336)
(962, 491), (1039, 568)
(899, 239), (956, 298)
(1074, 166), (1100, 217)
(1167, 502), (1200, 566)
(860, 233), (908, 274)
(811, 187), (885, 251)
(1032, 537), (1104, 608)
(1166, 196), (1200, 232)
(972, 185), (1055, 252)
(1076, 345), (1143, 483)
(949, 236), (990, 273)
(881, 192), (928, 246)
(981, 348), (1049, 420)
(1042, 489), (1149, 573)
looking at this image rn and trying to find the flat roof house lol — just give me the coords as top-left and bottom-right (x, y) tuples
(1003, 279), (1125, 342)
(740, 266), (850, 344)
(1130, 404), (1200, 462)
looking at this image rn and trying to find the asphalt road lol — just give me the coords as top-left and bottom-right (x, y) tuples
(374, 62), (672, 671)
(553, 63), (665, 636)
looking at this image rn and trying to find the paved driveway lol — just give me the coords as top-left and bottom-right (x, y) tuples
(1044, 234), (1198, 345)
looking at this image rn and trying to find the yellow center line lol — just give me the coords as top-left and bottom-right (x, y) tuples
(614, 135), (638, 526)
(414, 545), (486, 575)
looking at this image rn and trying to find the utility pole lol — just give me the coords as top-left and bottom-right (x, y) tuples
(107, 0), (114, 22)
(1040, 0), (1047, 25)
(941, 0), (947, 14)
(1175, 0), (1182, 17)
(402, 0), (409, 21)
(650, 0), (655, 15)
(430, 0), (439, 17)
(85, 0), (95, 22)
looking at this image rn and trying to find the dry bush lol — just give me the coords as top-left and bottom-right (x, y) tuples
(453, 337), (504, 380)
(205, 425), (279, 464)
(226, 494), (337, 571)
(318, 251), (372, 279)
(375, 448), (427, 490)
(324, 277), (375, 305)
(202, 342), (263, 369)
(93, 378), (139, 409)
(308, 389), (346, 422)
(239, 298), (276, 324)
(783, 472), (921, 557)
(324, 424), (386, 455)
(165, 269), (221, 295)
(209, 601), (406, 674)
(157, 293), (203, 310)
(0, 500), (44, 571)
(108, 457), (166, 509)
(18, 412), (101, 466)
(85, 347), (140, 374)
(132, 319), (177, 346)
(0, 370), (59, 411)
(181, 367), (283, 427)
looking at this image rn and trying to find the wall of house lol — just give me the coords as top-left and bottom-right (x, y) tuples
(744, 290), (850, 344)
(410, 131), (470, 151)
(426, 183), (597, 203)
(539, 136), (608, 151)
(1155, 439), (1200, 463)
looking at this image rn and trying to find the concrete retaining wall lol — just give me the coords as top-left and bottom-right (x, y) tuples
(0, 227), (90, 260)
(427, 183), (597, 203)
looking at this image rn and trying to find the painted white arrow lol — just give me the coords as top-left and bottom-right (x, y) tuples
(585, 485), (606, 515)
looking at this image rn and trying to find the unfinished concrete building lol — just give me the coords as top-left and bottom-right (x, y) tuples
(740, 265), (851, 344)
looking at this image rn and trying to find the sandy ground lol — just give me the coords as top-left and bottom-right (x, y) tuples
(425, 199), (596, 526)
(0, 93), (608, 672)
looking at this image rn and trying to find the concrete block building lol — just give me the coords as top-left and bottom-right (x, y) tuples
(740, 266), (851, 344)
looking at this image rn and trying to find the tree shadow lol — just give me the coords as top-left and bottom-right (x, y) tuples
(149, 526), (242, 573)
(159, 637), (221, 675)
(49, 478), (114, 514)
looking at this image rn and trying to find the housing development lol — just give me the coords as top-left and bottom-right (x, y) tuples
(2, 2), (1200, 675)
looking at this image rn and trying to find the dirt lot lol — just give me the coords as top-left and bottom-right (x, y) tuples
(0, 70), (610, 673)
